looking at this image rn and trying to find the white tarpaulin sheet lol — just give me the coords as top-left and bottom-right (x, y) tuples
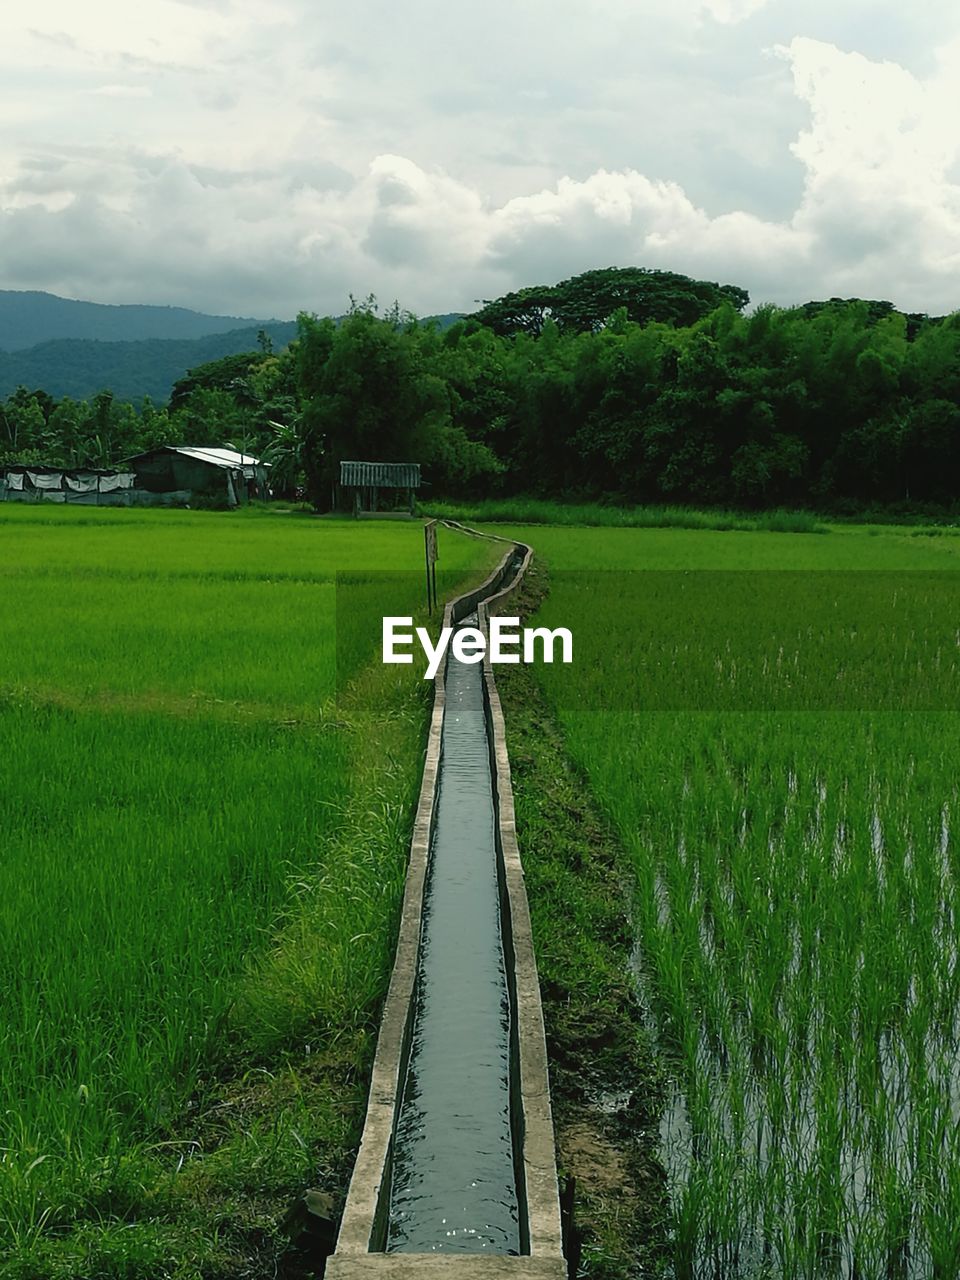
(5, 472), (24, 490)
(27, 471), (63, 490)
(64, 474), (98, 493)
(99, 473), (135, 492)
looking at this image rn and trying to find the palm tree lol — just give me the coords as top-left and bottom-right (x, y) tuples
(261, 418), (306, 500)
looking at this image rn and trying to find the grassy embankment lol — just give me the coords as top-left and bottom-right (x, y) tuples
(430, 495), (960, 533)
(493, 519), (960, 1278)
(0, 505), (499, 1280)
(426, 497), (828, 534)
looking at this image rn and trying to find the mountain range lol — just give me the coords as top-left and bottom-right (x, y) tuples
(0, 324), (299, 405)
(0, 290), (291, 403)
(0, 291), (462, 403)
(0, 290), (283, 352)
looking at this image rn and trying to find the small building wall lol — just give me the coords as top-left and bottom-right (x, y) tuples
(128, 449), (262, 506)
(134, 452), (227, 496)
(1, 468), (137, 503)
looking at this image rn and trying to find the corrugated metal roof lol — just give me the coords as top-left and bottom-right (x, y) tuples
(340, 461), (421, 488)
(125, 446), (268, 470)
(170, 446), (265, 469)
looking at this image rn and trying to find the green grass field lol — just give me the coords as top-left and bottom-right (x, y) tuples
(497, 522), (960, 1278)
(0, 506), (498, 1279)
(10, 501), (960, 1278)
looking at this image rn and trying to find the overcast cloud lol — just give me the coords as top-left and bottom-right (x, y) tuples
(2, 1), (959, 318)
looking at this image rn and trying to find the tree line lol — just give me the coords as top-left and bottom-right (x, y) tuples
(4, 266), (960, 511)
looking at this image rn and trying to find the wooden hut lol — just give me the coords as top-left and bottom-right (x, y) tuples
(339, 461), (421, 517)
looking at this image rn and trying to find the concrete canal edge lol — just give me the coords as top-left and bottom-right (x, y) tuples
(326, 533), (566, 1279)
(328, 1260), (565, 1279)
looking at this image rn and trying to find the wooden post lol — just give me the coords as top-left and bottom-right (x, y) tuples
(424, 519), (438, 614)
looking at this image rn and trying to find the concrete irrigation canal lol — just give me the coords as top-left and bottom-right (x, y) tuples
(387, 609), (519, 1251)
(328, 536), (566, 1279)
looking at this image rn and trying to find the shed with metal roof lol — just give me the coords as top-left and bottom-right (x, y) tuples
(339, 460), (421, 516)
(125, 446), (269, 506)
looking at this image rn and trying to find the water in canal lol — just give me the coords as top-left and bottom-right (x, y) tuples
(386, 618), (521, 1253)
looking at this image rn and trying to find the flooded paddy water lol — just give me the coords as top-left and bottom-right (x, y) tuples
(625, 718), (960, 1278)
(511, 542), (960, 1278)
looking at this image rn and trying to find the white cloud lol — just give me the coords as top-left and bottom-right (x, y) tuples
(702, 0), (770, 26)
(3, 8), (960, 319)
(779, 37), (960, 299)
(7, 1), (234, 69)
(90, 84), (152, 98)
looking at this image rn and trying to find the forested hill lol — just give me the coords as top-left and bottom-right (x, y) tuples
(0, 322), (299, 403)
(0, 290), (278, 351)
(9, 265), (959, 512)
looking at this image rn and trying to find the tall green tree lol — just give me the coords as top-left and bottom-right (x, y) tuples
(296, 302), (499, 509)
(471, 266), (749, 337)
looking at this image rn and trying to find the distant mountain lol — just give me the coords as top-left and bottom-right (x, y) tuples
(0, 290), (467, 403)
(424, 313), (465, 330)
(0, 290), (283, 352)
(0, 323), (299, 404)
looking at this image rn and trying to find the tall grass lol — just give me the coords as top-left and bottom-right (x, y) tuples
(0, 700), (346, 1234)
(525, 525), (960, 1278)
(425, 497), (828, 534)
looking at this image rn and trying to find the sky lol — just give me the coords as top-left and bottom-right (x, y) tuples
(2, 0), (960, 320)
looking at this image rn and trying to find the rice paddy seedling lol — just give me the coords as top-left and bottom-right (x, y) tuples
(513, 523), (960, 1277)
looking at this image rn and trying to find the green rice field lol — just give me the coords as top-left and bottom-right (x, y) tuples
(496, 522), (960, 1279)
(8, 502), (960, 1278)
(0, 506), (497, 1278)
